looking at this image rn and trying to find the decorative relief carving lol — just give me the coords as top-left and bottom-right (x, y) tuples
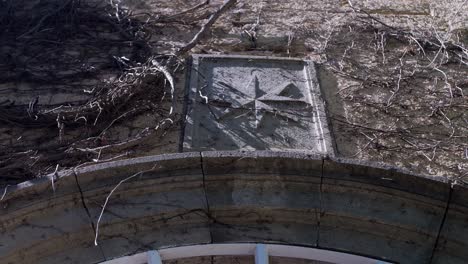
(182, 55), (333, 154)
(211, 74), (310, 128)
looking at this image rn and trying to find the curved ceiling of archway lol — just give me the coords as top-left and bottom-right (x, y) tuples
(0, 151), (466, 264)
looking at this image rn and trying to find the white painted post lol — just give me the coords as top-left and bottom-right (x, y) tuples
(147, 250), (162, 264)
(255, 244), (268, 264)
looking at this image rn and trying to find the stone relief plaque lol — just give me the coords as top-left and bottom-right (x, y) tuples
(181, 55), (333, 154)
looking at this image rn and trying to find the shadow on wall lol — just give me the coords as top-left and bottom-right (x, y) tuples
(0, 0), (151, 106)
(0, 0), (166, 184)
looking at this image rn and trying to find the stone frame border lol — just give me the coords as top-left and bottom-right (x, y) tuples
(180, 54), (335, 155)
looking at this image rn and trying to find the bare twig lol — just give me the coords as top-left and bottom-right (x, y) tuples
(94, 164), (158, 246)
(151, 59), (175, 115)
(176, 0), (237, 55)
(0, 185), (9, 201)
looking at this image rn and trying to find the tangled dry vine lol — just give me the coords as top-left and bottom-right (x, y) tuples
(0, 0), (236, 184)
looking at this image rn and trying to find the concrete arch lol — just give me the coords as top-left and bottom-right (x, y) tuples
(0, 151), (466, 264)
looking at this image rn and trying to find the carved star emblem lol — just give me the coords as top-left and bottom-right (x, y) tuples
(208, 75), (311, 128)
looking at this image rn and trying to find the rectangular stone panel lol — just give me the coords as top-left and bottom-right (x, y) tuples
(182, 55), (333, 154)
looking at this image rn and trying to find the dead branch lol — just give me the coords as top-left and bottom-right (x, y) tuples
(176, 0), (237, 55)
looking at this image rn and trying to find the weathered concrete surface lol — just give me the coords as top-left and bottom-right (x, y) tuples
(321, 158), (450, 263)
(0, 153), (211, 264)
(0, 151), (466, 264)
(202, 151), (322, 245)
(182, 55), (333, 154)
(0, 165), (104, 263)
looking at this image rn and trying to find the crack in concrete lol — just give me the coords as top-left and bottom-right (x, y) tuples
(73, 170), (107, 260)
(429, 182), (453, 263)
(199, 152), (213, 244)
(316, 157), (325, 248)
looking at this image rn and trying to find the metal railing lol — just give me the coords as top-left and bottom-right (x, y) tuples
(100, 243), (392, 264)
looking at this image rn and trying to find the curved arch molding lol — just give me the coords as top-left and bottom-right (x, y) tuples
(0, 151), (466, 264)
